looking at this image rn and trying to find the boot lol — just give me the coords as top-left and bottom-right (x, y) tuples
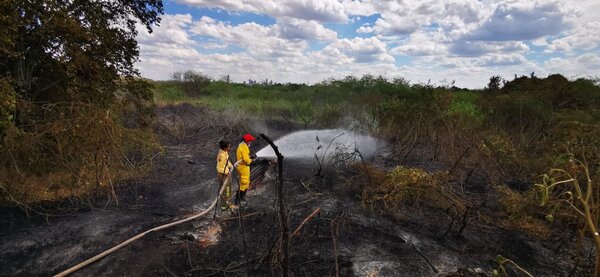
(240, 190), (247, 204)
(235, 190), (246, 205)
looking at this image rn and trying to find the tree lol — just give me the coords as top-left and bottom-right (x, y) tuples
(485, 75), (504, 92)
(171, 70), (211, 96)
(0, 0), (164, 206)
(0, 0), (162, 107)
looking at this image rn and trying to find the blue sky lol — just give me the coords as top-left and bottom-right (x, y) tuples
(136, 0), (600, 88)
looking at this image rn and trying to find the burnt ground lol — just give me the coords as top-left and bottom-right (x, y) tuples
(0, 103), (594, 276)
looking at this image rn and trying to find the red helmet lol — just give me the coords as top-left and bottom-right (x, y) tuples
(243, 133), (256, 142)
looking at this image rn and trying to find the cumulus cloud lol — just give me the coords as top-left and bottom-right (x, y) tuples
(372, 12), (421, 35)
(476, 54), (527, 67)
(443, 1), (482, 24)
(191, 16), (308, 58)
(450, 41), (529, 57)
(356, 26), (374, 34)
(323, 37), (395, 63)
(531, 37), (548, 47)
(465, 2), (573, 41)
(356, 0), (487, 37)
(544, 54), (600, 75)
(275, 17), (337, 41)
(546, 21), (600, 52)
(176, 0), (348, 22)
(576, 54), (600, 67)
(137, 14), (194, 45)
(390, 31), (448, 56)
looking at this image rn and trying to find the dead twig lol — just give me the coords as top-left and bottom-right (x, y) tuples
(292, 196), (318, 208)
(444, 205), (459, 237)
(455, 206), (470, 238)
(412, 244), (438, 274)
(450, 145), (473, 175)
(290, 207), (321, 238)
(300, 180), (320, 195)
(162, 264), (179, 277)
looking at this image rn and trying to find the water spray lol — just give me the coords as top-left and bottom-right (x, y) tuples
(255, 129), (378, 161)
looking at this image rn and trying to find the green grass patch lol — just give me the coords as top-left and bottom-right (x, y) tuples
(153, 81), (190, 104)
(446, 91), (483, 122)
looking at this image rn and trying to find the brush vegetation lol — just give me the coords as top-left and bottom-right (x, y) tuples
(155, 72), (600, 257)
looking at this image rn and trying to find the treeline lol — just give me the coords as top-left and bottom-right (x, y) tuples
(0, 1), (164, 210)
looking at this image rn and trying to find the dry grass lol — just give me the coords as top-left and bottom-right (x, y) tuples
(0, 101), (161, 208)
(494, 185), (554, 239)
(354, 164), (465, 214)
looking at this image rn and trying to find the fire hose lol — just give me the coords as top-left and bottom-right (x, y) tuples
(54, 179), (228, 277)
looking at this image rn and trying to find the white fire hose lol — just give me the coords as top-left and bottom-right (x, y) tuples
(54, 178), (228, 277)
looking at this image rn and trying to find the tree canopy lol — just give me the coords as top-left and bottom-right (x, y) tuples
(0, 0), (162, 104)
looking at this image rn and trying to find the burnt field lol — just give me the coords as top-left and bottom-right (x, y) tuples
(3, 2), (600, 275)
(0, 103), (594, 276)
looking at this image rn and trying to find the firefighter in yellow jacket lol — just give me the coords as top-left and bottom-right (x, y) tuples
(216, 140), (236, 210)
(235, 133), (256, 205)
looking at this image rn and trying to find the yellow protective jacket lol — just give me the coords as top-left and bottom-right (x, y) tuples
(236, 142), (253, 190)
(216, 149), (233, 174)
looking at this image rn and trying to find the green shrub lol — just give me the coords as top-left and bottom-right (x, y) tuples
(446, 91), (483, 126)
(153, 81), (188, 104)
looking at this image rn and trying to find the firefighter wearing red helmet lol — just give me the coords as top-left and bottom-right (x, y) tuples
(235, 133), (256, 204)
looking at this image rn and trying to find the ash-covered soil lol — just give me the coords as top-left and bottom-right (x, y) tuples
(0, 103), (591, 276)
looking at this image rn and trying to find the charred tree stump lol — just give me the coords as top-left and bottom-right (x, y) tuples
(260, 133), (288, 277)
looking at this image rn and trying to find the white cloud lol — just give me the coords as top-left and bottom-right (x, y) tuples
(465, 1), (573, 41)
(323, 37), (395, 64)
(137, 14), (194, 45)
(576, 53), (600, 65)
(390, 31), (448, 56)
(200, 41), (229, 49)
(372, 12), (421, 35)
(191, 16), (308, 58)
(531, 37), (548, 47)
(443, 1), (482, 24)
(176, 0), (348, 22)
(476, 54), (527, 67)
(450, 41), (529, 57)
(544, 54), (600, 76)
(275, 17), (337, 41)
(356, 26), (374, 34)
(546, 21), (600, 52)
(356, 0), (487, 37)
